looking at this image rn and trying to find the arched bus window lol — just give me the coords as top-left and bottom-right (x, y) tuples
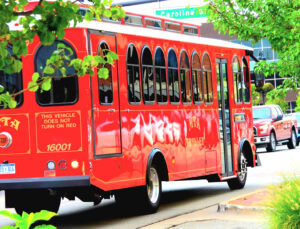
(167, 49), (180, 104)
(98, 42), (113, 105)
(180, 51), (192, 103)
(202, 53), (213, 104)
(126, 44), (141, 104)
(0, 46), (23, 109)
(191, 52), (203, 104)
(242, 57), (250, 103)
(233, 56), (242, 104)
(154, 47), (167, 104)
(141, 46), (154, 104)
(35, 41), (78, 106)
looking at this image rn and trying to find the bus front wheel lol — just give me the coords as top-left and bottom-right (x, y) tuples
(227, 151), (248, 190)
(14, 189), (61, 215)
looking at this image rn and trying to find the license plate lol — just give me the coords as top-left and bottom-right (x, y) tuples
(0, 164), (16, 174)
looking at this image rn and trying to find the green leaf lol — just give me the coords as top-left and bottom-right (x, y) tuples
(32, 72), (40, 82)
(107, 51), (118, 60)
(34, 225), (57, 229)
(28, 81), (39, 92)
(41, 79), (52, 91)
(0, 226), (15, 229)
(32, 210), (57, 223)
(0, 85), (4, 93)
(103, 9), (112, 18)
(0, 210), (22, 221)
(85, 11), (94, 21)
(98, 67), (109, 79)
(43, 66), (55, 75)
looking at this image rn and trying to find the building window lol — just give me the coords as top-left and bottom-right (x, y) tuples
(141, 46), (154, 104)
(35, 41), (78, 106)
(242, 57), (250, 103)
(233, 56), (242, 104)
(98, 42), (113, 105)
(126, 44), (141, 104)
(0, 47), (23, 109)
(191, 52), (203, 103)
(202, 53), (213, 103)
(180, 50), (191, 103)
(154, 47), (167, 104)
(167, 49), (180, 103)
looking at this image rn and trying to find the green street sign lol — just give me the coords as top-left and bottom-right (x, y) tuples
(155, 7), (208, 19)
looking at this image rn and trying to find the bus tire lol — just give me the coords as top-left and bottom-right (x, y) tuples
(115, 163), (162, 214)
(266, 132), (276, 152)
(227, 150), (247, 190)
(14, 189), (61, 215)
(287, 130), (297, 149)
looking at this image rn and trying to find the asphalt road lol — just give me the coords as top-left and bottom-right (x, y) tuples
(0, 145), (299, 228)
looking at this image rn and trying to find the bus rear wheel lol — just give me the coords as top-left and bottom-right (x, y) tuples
(14, 189), (61, 215)
(227, 151), (248, 190)
(115, 163), (162, 214)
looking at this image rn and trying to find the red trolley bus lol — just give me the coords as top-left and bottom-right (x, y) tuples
(0, 9), (259, 214)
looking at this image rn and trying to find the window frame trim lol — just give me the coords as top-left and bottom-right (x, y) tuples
(34, 40), (79, 107)
(201, 52), (213, 105)
(232, 55), (243, 105)
(154, 46), (168, 105)
(167, 48), (180, 105)
(191, 50), (204, 105)
(179, 49), (192, 105)
(241, 56), (251, 104)
(97, 40), (114, 106)
(141, 45), (155, 105)
(126, 43), (142, 105)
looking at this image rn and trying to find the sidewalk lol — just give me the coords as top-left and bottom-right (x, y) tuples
(140, 189), (270, 229)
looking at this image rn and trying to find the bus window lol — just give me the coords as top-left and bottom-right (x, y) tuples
(154, 48), (167, 104)
(35, 41), (78, 106)
(0, 47), (23, 109)
(98, 42), (113, 105)
(202, 53), (213, 104)
(191, 52), (203, 104)
(242, 57), (250, 103)
(167, 49), (180, 103)
(141, 46), (154, 104)
(233, 56), (242, 104)
(180, 51), (191, 103)
(126, 44), (141, 104)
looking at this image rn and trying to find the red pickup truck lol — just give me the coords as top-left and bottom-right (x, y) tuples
(253, 105), (298, 152)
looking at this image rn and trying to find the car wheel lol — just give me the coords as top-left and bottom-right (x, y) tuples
(266, 132), (276, 152)
(227, 150), (247, 190)
(287, 130), (297, 149)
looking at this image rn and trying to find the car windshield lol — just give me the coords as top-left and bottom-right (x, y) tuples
(253, 108), (271, 119)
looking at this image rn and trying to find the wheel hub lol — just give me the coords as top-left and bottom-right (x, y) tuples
(147, 167), (160, 204)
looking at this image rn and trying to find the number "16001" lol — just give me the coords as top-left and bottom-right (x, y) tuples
(47, 144), (72, 152)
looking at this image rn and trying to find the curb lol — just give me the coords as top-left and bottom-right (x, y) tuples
(217, 189), (270, 213)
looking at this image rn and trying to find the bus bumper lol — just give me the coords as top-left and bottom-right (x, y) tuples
(0, 176), (90, 190)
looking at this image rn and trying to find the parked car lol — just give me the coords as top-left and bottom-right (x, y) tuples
(289, 112), (300, 146)
(252, 105), (298, 152)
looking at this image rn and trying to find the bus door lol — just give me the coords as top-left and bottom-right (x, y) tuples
(89, 30), (122, 158)
(216, 58), (234, 177)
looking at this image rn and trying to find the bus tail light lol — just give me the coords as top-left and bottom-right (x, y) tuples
(58, 160), (67, 170)
(71, 160), (79, 169)
(0, 132), (12, 149)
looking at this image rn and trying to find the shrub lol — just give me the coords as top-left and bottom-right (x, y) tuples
(267, 176), (300, 229)
(0, 210), (56, 229)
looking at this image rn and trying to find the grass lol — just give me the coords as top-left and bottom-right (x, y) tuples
(266, 176), (300, 229)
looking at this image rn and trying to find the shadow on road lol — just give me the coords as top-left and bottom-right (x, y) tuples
(50, 185), (229, 227)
